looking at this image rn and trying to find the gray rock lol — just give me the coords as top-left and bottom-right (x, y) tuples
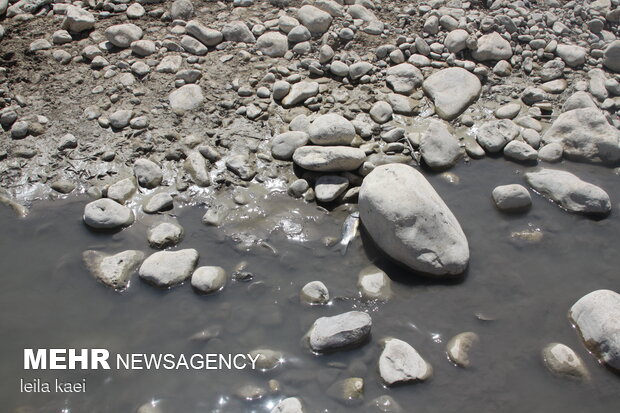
(184, 151), (210, 187)
(525, 169), (611, 216)
(349, 61), (373, 80)
(420, 120), (462, 170)
(83, 198), (134, 230)
(330, 60), (349, 77)
(603, 40), (620, 72)
(307, 311), (372, 352)
(569, 289), (620, 371)
(139, 249), (199, 288)
(492, 184), (531, 212)
(360, 164), (469, 276)
(131, 39), (156, 56)
(308, 114), (356, 145)
(366, 395), (403, 413)
(126, 3), (145, 19)
(222, 21), (255, 43)
(191, 266), (226, 293)
(288, 25), (311, 43)
(256, 32), (288, 57)
(147, 222), (184, 248)
(542, 108), (620, 164)
(538, 142), (563, 162)
(300, 280), (329, 305)
(281, 81), (319, 107)
(379, 338), (432, 385)
(105, 24), (143, 48)
(444, 29), (469, 53)
(271, 131), (309, 160)
(271, 397), (304, 413)
(472, 32), (512, 61)
(181, 35), (208, 55)
(272, 80), (291, 100)
(169, 84), (204, 112)
(386, 93), (419, 115)
(476, 119), (519, 153)
(315, 175), (349, 202)
(369, 101), (393, 124)
(62, 5), (95, 33)
(134, 159), (163, 189)
(495, 103), (521, 119)
(293, 146), (366, 172)
(107, 178), (136, 204)
(503, 140), (537, 163)
(358, 265), (392, 300)
(542, 343), (590, 380)
(446, 332), (479, 368)
(298, 5), (332, 34)
(422, 68), (481, 120)
(170, 0), (193, 20)
(540, 59), (565, 82)
(186, 20), (222, 46)
(143, 193), (174, 213)
(562, 91), (598, 112)
(556, 44), (586, 67)
(109, 109), (133, 129)
(156, 55), (182, 73)
(385, 63), (423, 95)
(225, 155), (256, 181)
(327, 377), (364, 405)
(83, 250), (144, 290)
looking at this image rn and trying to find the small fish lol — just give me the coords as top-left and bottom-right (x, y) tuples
(334, 211), (360, 255)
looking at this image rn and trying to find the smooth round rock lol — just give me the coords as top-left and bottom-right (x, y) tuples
(83, 198), (134, 229)
(542, 343), (590, 380)
(300, 281), (329, 304)
(492, 184), (531, 212)
(446, 332), (479, 367)
(139, 249), (199, 288)
(191, 266), (226, 293)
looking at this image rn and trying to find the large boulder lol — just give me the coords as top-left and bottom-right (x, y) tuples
(542, 108), (620, 164)
(525, 169), (611, 216)
(293, 146), (366, 172)
(139, 249), (199, 288)
(306, 311), (371, 352)
(472, 32), (512, 61)
(308, 113), (356, 145)
(83, 198), (134, 230)
(569, 290), (620, 371)
(422, 68), (481, 120)
(359, 164), (469, 276)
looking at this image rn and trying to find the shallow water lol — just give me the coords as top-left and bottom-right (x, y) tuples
(1, 158), (620, 413)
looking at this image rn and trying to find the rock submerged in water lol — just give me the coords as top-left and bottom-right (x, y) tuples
(357, 265), (392, 301)
(359, 164), (469, 277)
(525, 169), (611, 216)
(542, 343), (590, 380)
(378, 338), (432, 386)
(83, 250), (144, 290)
(83, 198), (134, 230)
(300, 280), (329, 305)
(569, 289), (620, 371)
(446, 332), (479, 367)
(139, 249), (199, 288)
(271, 397), (304, 413)
(306, 311), (371, 353)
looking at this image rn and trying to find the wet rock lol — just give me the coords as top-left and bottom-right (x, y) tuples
(0, 191), (28, 217)
(542, 108), (620, 164)
(492, 184), (531, 212)
(281, 81), (319, 107)
(315, 175), (348, 202)
(422, 68), (481, 120)
(222, 21), (255, 43)
(271, 397), (304, 413)
(139, 249), (199, 288)
(191, 266), (226, 293)
(359, 164), (469, 277)
(300, 280), (329, 305)
(134, 159), (163, 189)
(298, 5), (332, 35)
(62, 5), (95, 33)
(327, 377), (364, 405)
(357, 265), (392, 300)
(83, 199), (134, 230)
(293, 146), (366, 172)
(248, 348), (282, 371)
(202, 205), (228, 226)
(184, 151), (210, 187)
(476, 119), (519, 153)
(105, 24), (143, 48)
(147, 222), (184, 248)
(525, 169), (611, 216)
(603, 40), (620, 72)
(256, 32), (288, 57)
(569, 289), (620, 371)
(366, 395), (403, 412)
(503, 140), (537, 163)
(379, 338), (432, 385)
(235, 384), (266, 401)
(143, 193), (174, 213)
(306, 311), (371, 352)
(186, 20), (222, 46)
(308, 114), (356, 145)
(472, 32), (513, 61)
(542, 343), (590, 380)
(446, 332), (479, 367)
(556, 44), (586, 68)
(169, 84), (204, 112)
(420, 120), (462, 170)
(271, 131), (309, 160)
(83, 250), (144, 290)
(385, 63), (423, 95)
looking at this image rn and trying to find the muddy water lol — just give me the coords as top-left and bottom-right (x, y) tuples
(1, 158), (620, 413)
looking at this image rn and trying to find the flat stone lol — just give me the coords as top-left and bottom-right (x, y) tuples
(386, 63), (423, 95)
(134, 158), (162, 189)
(139, 249), (199, 288)
(300, 281), (329, 305)
(556, 44), (587, 67)
(314, 175), (349, 202)
(143, 193), (174, 213)
(281, 81), (319, 107)
(271, 397), (304, 413)
(186, 20), (222, 46)
(222, 20), (255, 43)
(472, 32), (513, 61)
(446, 332), (479, 368)
(603, 40), (620, 72)
(357, 265), (392, 300)
(62, 5), (95, 33)
(503, 140), (538, 163)
(256, 32), (288, 57)
(107, 178), (136, 204)
(184, 151), (211, 187)
(308, 114), (356, 145)
(169, 84), (204, 112)
(105, 24), (143, 48)
(298, 5), (332, 34)
(293, 146), (366, 172)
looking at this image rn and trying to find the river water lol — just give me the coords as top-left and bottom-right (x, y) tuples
(1, 158), (619, 412)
